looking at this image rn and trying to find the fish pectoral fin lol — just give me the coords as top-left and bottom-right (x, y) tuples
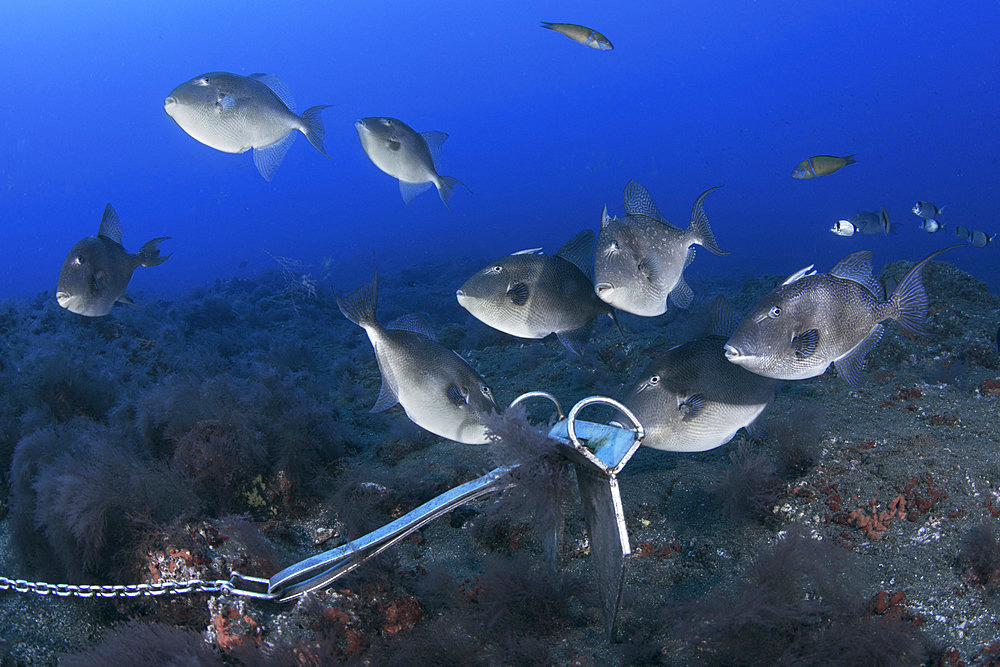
(834, 324), (884, 388)
(637, 256), (659, 282)
(793, 329), (819, 359)
(446, 384), (469, 407)
(387, 139), (401, 151)
(506, 281), (529, 306)
(215, 94), (236, 113)
(370, 378), (399, 413)
(679, 394), (706, 421)
(98, 203), (123, 244)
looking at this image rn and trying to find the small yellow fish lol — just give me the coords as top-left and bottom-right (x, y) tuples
(792, 154), (857, 179)
(540, 22), (613, 50)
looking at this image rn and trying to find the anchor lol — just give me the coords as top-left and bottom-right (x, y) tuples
(267, 392), (645, 640)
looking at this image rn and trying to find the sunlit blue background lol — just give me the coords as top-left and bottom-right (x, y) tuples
(1, 0), (997, 302)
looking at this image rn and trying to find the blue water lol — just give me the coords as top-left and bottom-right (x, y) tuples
(1, 1), (997, 302)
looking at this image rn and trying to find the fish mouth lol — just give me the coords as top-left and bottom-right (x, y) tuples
(723, 344), (743, 361)
(594, 282), (614, 296)
(164, 96), (177, 110)
(355, 119), (366, 129)
(55, 291), (72, 307)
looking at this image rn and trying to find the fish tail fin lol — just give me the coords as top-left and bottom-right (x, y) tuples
(689, 185), (729, 256)
(889, 244), (963, 335)
(138, 237), (171, 267)
(437, 176), (468, 209)
(300, 104), (331, 157)
(843, 154), (858, 166)
(333, 258), (378, 327)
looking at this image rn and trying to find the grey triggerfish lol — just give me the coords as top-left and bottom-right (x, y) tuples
(618, 296), (777, 452)
(56, 204), (170, 317)
(594, 181), (728, 317)
(724, 246), (962, 387)
(792, 154), (856, 179)
(539, 22), (613, 50)
(164, 72), (330, 181)
(335, 262), (498, 444)
(456, 229), (617, 356)
(356, 117), (466, 208)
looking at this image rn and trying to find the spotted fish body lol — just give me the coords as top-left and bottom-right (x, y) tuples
(621, 297), (777, 452)
(335, 265), (498, 444)
(594, 181), (728, 317)
(164, 72), (330, 181)
(56, 204), (170, 317)
(724, 246), (960, 386)
(456, 230), (615, 356)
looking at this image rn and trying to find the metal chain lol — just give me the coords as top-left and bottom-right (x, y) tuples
(0, 571), (277, 600)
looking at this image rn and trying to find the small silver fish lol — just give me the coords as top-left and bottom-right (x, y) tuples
(539, 22), (613, 50)
(335, 262), (497, 444)
(594, 181), (728, 317)
(970, 230), (994, 247)
(619, 296), (777, 452)
(56, 204), (171, 317)
(920, 218), (944, 233)
(913, 201), (943, 219)
(456, 230), (616, 356)
(356, 117), (466, 208)
(164, 72), (330, 181)
(830, 220), (857, 237)
(724, 246), (961, 387)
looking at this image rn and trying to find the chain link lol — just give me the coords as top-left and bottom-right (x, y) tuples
(0, 571), (277, 600)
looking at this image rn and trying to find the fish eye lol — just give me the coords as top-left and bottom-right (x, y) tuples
(611, 240), (620, 250)
(648, 375), (660, 385)
(196, 76), (210, 86)
(768, 306), (782, 318)
(489, 264), (502, 273)
(74, 255), (85, 265)
(481, 385), (492, 396)
(382, 118), (392, 126)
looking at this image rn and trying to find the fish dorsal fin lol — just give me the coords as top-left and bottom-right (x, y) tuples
(554, 229), (596, 279)
(781, 265), (816, 286)
(829, 250), (881, 295)
(623, 180), (668, 223)
(601, 205), (612, 230)
(421, 131), (449, 169)
(511, 247), (543, 256)
(98, 203), (123, 244)
(250, 73), (295, 112)
(386, 313), (437, 341)
(708, 295), (740, 337)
